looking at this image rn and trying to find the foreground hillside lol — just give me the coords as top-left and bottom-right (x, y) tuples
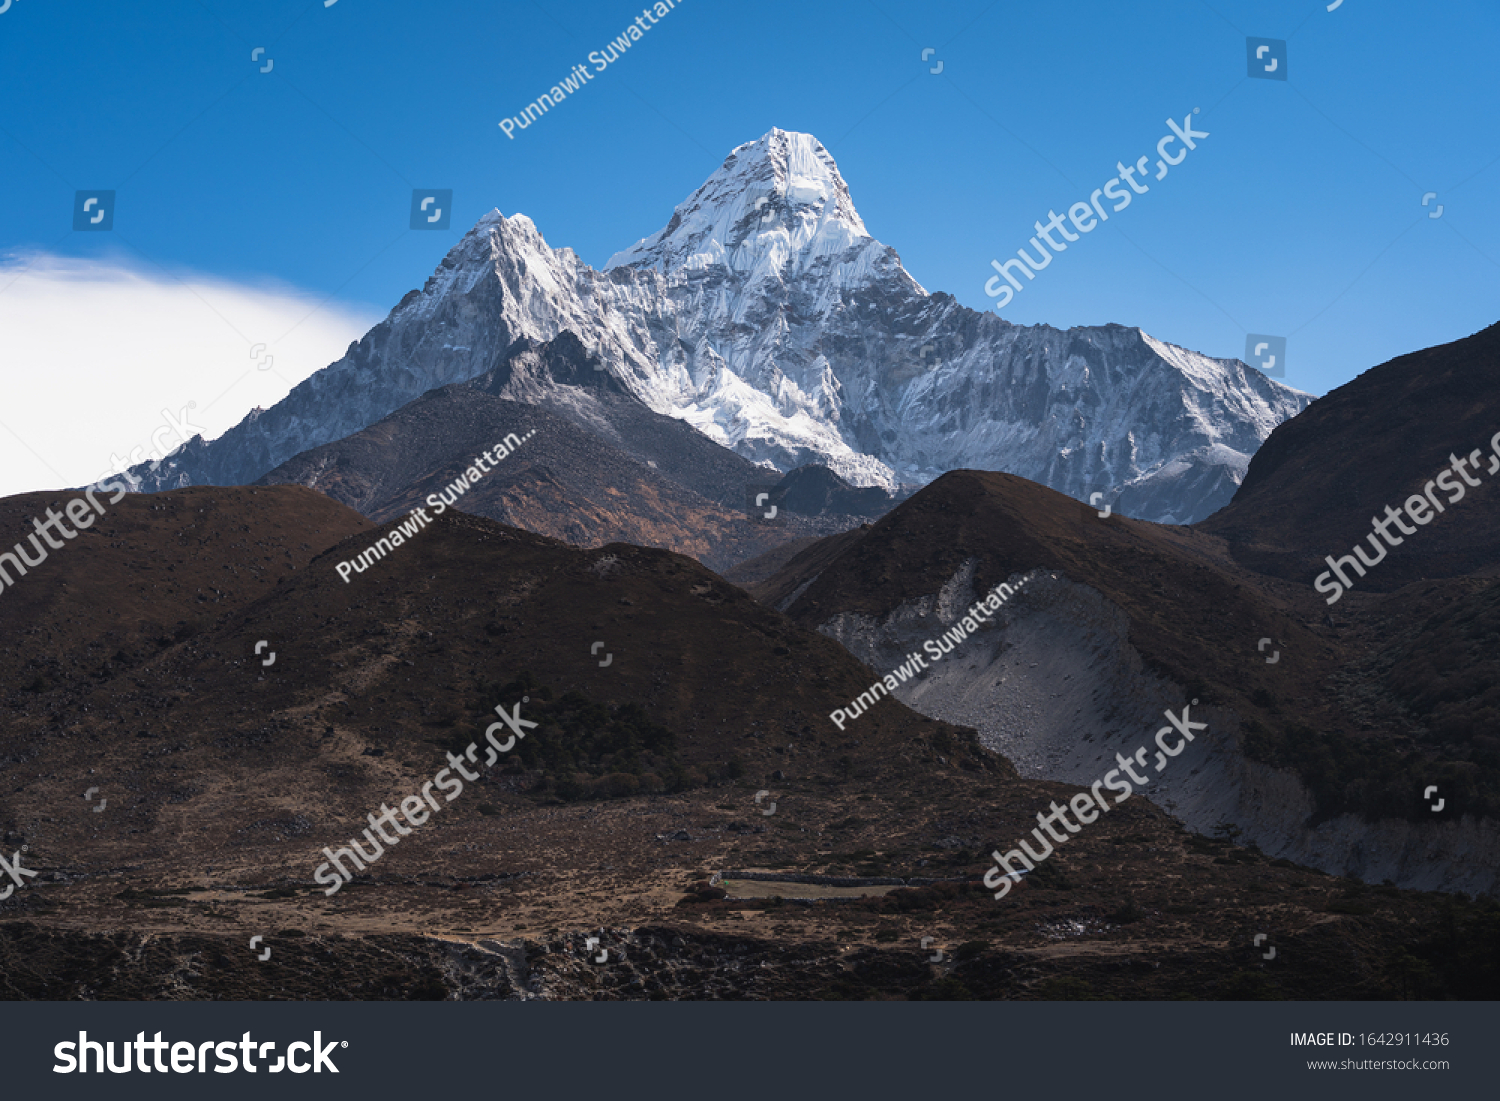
(751, 469), (1500, 896)
(0, 486), (1494, 1000)
(1199, 321), (1500, 587)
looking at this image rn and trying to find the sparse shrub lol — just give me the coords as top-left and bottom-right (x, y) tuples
(459, 674), (685, 801)
(1027, 858), (1073, 890)
(596, 773), (640, 798)
(1108, 897), (1148, 924)
(409, 974), (449, 1001)
(1386, 949), (1436, 1000)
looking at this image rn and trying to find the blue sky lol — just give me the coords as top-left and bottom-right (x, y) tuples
(2, 0), (1497, 494)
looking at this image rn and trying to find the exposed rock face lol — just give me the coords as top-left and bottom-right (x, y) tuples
(817, 565), (1500, 897)
(124, 130), (1309, 525)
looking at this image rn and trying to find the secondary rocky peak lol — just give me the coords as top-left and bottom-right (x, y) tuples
(473, 331), (630, 401)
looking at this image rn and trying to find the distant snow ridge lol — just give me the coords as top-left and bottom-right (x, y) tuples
(127, 127), (1311, 523)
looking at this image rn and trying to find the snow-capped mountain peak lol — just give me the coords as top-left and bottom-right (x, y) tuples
(124, 128), (1312, 524)
(606, 129), (881, 281)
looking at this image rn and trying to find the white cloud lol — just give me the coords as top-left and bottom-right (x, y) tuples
(0, 251), (385, 499)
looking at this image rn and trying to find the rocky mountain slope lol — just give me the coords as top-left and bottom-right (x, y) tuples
(751, 468), (1500, 897)
(0, 485), (373, 693)
(3, 485), (1493, 1001)
(1198, 320), (1500, 586)
(123, 130), (1310, 525)
(252, 331), (889, 573)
